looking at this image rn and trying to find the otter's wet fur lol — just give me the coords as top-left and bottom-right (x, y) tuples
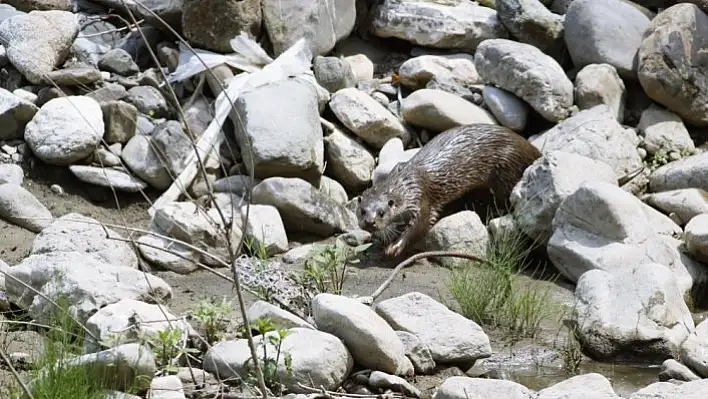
(357, 123), (542, 257)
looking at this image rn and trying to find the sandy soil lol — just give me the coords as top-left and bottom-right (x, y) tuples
(0, 160), (659, 397)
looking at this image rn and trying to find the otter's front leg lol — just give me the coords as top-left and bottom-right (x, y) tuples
(385, 202), (436, 257)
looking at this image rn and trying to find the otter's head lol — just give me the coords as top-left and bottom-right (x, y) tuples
(356, 186), (404, 234)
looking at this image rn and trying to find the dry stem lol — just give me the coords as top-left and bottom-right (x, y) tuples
(369, 251), (491, 301)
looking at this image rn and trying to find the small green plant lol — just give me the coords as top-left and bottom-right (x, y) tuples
(648, 148), (669, 169)
(98, 331), (130, 349)
(680, 148), (695, 158)
(447, 226), (557, 339)
(298, 240), (371, 295)
(139, 327), (199, 375)
(559, 326), (583, 375)
(244, 235), (269, 261)
(251, 281), (276, 302)
(190, 296), (232, 345)
(504, 278), (558, 338)
(243, 318), (293, 395)
(448, 262), (512, 324)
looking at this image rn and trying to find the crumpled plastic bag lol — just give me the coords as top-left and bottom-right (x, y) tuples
(166, 31), (316, 121)
(166, 32), (275, 84)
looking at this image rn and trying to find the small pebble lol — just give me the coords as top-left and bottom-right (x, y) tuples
(377, 83), (398, 97)
(371, 92), (390, 107)
(337, 229), (372, 246)
(637, 147), (647, 159)
(13, 88), (37, 103)
(1, 145), (16, 155)
(108, 143), (123, 156)
(50, 184), (65, 195)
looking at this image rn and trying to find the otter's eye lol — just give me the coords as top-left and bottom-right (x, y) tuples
(388, 199), (395, 207)
(357, 197), (362, 203)
(377, 209), (385, 217)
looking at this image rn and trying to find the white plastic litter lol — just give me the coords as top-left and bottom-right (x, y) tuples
(149, 33), (315, 216)
(165, 33), (275, 84)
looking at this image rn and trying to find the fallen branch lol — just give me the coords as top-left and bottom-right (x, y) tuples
(367, 251), (491, 302)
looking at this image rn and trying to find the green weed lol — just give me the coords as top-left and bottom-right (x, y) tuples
(243, 318), (292, 395)
(189, 296), (232, 345)
(297, 240), (371, 295)
(447, 225), (557, 339)
(10, 298), (116, 399)
(138, 327), (199, 375)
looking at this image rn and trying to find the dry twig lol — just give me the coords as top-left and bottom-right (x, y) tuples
(369, 251), (491, 301)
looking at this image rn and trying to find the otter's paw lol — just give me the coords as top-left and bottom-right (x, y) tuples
(385, 241), (404, 257)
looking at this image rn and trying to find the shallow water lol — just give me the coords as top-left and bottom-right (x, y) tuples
(508, 362), (660, 396)
(479, 273), (676, 396)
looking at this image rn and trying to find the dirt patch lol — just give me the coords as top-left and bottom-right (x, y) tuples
(1, 161), (155, 265)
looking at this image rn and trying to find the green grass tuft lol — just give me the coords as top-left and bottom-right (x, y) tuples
(8, 298), (129, 399)
(447, 223), (558, 340)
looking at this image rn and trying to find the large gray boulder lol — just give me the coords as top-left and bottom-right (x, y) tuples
(181, 0), (262, 53)
(564, 0), (650, 80)
(251, 177), (357, 237)
(496, 0), (565, 62)
(262, 0), (355, 56)
(547, 181), (703, 297)
(0, 10), (79, 84)
(233, 78), (325, 186)
(572, 263), (695, 363)
(474, 38), (573, 122)
(24, 96), (104, 165)
(371, 0), (508, 51)
(531, 105), (643, 178)
(637, 3), (708, 127)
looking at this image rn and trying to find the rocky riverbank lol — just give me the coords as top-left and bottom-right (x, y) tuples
(2, 0), (708, 398)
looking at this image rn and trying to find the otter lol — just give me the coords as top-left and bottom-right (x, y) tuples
(357, 123), (542, 257)
(357, 123), (646, 257)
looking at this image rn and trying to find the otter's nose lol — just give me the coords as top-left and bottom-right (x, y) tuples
(360, 218), (375, 231)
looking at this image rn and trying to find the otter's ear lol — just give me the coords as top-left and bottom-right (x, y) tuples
(388, 199), (395, 207)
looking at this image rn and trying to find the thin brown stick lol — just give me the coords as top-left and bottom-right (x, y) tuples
(121, 4), (273, 396)
(370, 251), (490, 301)
(116, 5), (267, 393)
(77, 21), (141, 38)
(295, 382), (404, 398)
